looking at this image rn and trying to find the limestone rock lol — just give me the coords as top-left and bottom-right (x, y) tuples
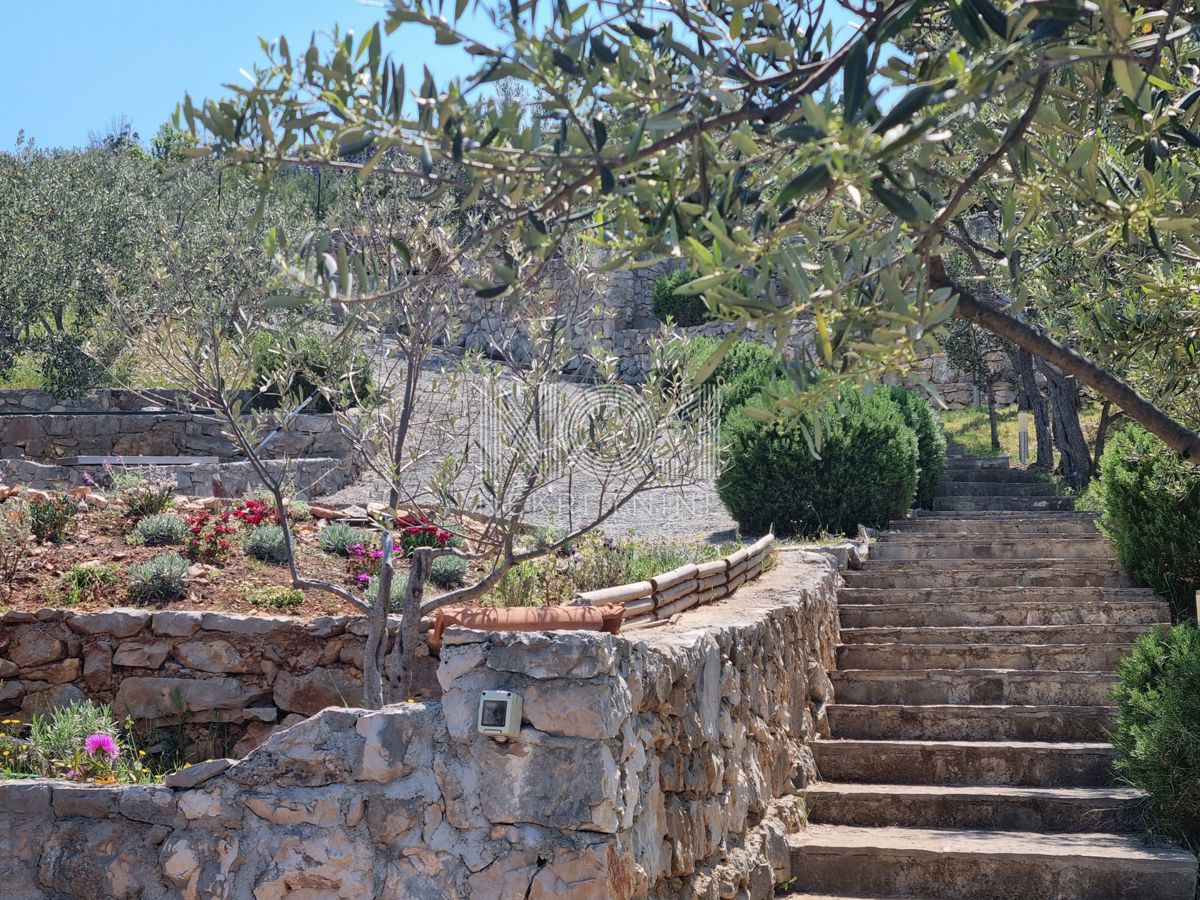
(273, 666), (362, 716)
(8, 629), (65, 667)
(66, 609), (150, 638)
(151, 610), (202, 637)
(114, 676), (250, 719)
(164, 757), (233, 789)
(174, 638), (255, 673)
(112, 640), (171, 669)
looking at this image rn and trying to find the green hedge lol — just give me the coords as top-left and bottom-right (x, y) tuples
(884, 386), (947, 509)
(1113, 623), (1200, 850)
(1096, 425), (1200, 617)
(651, 268), (713, 326)
(717, 386), (918, 536)
(663, 336), (783, 418)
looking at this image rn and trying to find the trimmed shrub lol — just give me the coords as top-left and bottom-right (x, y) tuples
(318, 522), (371, 557)
(660, 336), (784, 418)
(130, 513), (188, 547)
(1113, 623), (1200, 850)
(128, 553), (189, 603)
(651, 268), (712, 326)
(247, 585), (304, 612)
(242, 525), (290, 564)
(1097, 425), (1200, 617)
(111, 469), (178, 518)
(884, 386), (947, 509)
(717, 386), (918, 536)
(429, 555), (468, 589)
(252, 328), (374, 413)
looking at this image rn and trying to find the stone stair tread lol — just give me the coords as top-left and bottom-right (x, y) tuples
(830, 668), (1118, 706)
(839, 600), (1169, 629)
(827, 704), (1115, 741)
(786, 824), (1194, 864)
(806, 782), (1141, 802)
(837, 586), (1161, 601)
(837, 642), (1132, 672)
(839, 624), (1147, 645)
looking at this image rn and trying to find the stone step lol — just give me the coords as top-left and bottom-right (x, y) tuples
(814, 739), (1117, 787)
(837, 642), (1132, 672)
(827, 704), (1115, 742)
(945, 454), (1011, 469)
(840, 624), (1149, 646)
(889, 515), (1099, 535)
(933, 495), (1076, 512)
(939, 468), (1048, 483)
(804, 783), (1144, 834)
(935, 481), (1058, 498)
(845, 560), (1131, 589)
(872, 536), (1113, 561)
(838, 598), (1169, 628)
(785, 826), (1197, 899)
(837, 585), (1160, 608)
(831, 669), (1119, 706)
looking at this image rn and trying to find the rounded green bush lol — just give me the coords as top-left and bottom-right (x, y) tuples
(128, 553), (189, 604)
(1113, 623), (1200, 850)
(318, 522), (371, 557)
(429, 555), (468, 589)
(243, 525), (290, 564)
(883, 386), (947, 509)
(1098, 424), (1200, 616)
(717, 386), (918, 536)
(650, 268), (712, 326)
(130, 513), (188, 547)
(252, 328), (374, 412)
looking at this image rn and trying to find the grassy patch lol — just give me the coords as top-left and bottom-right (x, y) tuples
(940, 404), (1104, 472)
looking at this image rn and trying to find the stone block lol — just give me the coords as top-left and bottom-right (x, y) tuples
(485, 631), (619, 680)
(66, 609), (150, 638)
(83, 640), (114, 691)
(8, 628), (66, 667)
(114, 676), (250, 719)
(51, 784), (122, 818)
(112, 640), (170, 669)
(22, 657), (81, 684)
(118, 785), (180, 825)
(273, 666), (362, 716)
(174, 638), (255, 673)
(151, 610), (203, 637)
(200, 612), (295, 636)
(355, 705), (439, 783)
(164, 757), (233, 789)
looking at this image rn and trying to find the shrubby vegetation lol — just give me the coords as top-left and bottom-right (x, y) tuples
(129, 513), (188, 547)
(0, 700), (154, 783)
(127, 553), (189, 603)
(884, 386), (947, 510)
(651, 268), (716, 326)
(718, 386), (918, 536)
(1093, 425), (1200, 618)
(1113, 623), (1200, 852)
(251, 327), (374, 413)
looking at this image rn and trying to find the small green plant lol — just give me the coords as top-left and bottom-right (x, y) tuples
(59, 563), (120, 605)
(109, 466), (178, 518)
(651, 268), (712, 326)
(129, 512), (188, 547)
(128, 553), (189, 604)
(0, 500), (32, 592)
(28, 494), (77, 543)
(364, 574), (410, 613)
(429, 554), (468, 589)
(252, 327), (375, 412)
(318, 522), (370, 556)
(2, 700), (153, 783)
(242, 525), (290, 564)
(246, 585), (304, 611)
(287, 499), (311, 521)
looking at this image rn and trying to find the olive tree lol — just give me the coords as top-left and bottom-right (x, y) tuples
(180, 0), (1200, 460)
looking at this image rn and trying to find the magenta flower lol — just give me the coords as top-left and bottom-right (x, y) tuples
(371, 550), (384, 559)
(357, 573), (370, 583)
(84, 733), (120, 759)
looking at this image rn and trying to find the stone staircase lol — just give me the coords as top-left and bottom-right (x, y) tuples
(784, 444), (1198, 898)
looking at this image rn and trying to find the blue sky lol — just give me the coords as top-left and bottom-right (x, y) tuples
(3, 0), (498, 150)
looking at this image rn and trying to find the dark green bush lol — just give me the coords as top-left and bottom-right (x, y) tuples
(252, 328), (374, 413)
(662, 336), (783, 418)
(884, 386), (947, 509)
(1097, 425), (1200, 617)
(650, 268), (712, 326)
(1113, 623), (1200, 850)
(717, 386), (918, 536)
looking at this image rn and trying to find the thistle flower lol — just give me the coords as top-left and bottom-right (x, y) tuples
(84, 733), (120, 759)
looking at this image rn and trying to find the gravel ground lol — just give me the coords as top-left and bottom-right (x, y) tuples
(322, 348), (739, 543)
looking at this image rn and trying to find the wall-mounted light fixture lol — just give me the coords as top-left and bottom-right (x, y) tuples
(478, 690), (522, 740)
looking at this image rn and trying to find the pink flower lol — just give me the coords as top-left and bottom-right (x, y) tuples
(356, 573), (370, 583)
(84, 733), (120, 759)
(371, 550), (383, 559)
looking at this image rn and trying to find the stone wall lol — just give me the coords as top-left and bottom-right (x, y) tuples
(0, 455), (360, 499)
(0, 548), (841, 898)
(0, 608), (435, 757)
(0, 411), (356, 465)
(0, 388), (197, 414)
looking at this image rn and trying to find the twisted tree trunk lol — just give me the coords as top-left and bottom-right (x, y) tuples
(931, 258), (1200, 461)
(1038, 359), (1091, 489)
(1011, 347), (1053, 470)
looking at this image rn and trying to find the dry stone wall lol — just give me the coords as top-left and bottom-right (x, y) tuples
(0, 548), (840, 898)
(0, 608), (442, 757)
